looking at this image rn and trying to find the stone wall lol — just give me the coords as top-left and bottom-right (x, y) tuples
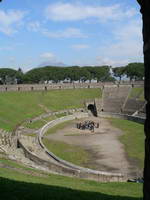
(18, 139), (124, 182)
(0, 82), (144, 92)
(0, 83), (101, 92)
(98, 112), (145, 124)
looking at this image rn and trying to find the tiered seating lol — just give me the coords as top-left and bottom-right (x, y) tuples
(102, 85), (131, 113)
(135, 103), (146, 118)
(123, 99), (145, 115)
(123, 87), (145, 116)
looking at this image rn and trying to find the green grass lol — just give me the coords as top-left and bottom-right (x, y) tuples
(0, 88), (101, 131)
(23, 113), (68, 130)
(109, 118), (144, 169)
(55, 112), (67, 118)
(23, 120), (47, 129)
(42, 115), (57, 122)
(64, 133), (82, 136)
(0, 157), (37, 172)
(129, 88), (144, 101)
(0, 88), (143, 199)
(45, 120), (73, 136)
(43, 138), (91, 167)
(23, 114), (65, 129)
(0, 166), (143, 200)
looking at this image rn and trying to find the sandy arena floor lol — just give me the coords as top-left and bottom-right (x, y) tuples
(45, 117), (141, 177)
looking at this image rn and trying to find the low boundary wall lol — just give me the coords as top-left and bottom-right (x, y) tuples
(98, 112), (145, 124)
(18, 111), (144, 182)
(0, 82), (144, 92)
(0, 83), (102, 92)
(18, 113), (125, 182)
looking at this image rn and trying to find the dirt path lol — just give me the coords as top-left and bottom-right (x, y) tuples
(45, 117), (139, 177)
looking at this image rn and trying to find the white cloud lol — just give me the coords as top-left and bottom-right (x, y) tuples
(42, 27), (87, 38)
(0, 9), (26, 35)
(45, 2), (136, 22)
(27, 21), (41, 32)
(40, 52), (56, 61)
(96, 56), (130, 67)
(97, 19), (143, 66)
(113, 20), (142, 41)
(72, 44), (89, 50)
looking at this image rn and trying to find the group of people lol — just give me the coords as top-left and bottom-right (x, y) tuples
(76, 121), (99, 132)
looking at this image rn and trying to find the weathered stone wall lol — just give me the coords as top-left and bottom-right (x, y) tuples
(0, 82), (144, 92)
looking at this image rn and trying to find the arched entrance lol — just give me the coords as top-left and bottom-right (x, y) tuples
(87, 104), (97, 116)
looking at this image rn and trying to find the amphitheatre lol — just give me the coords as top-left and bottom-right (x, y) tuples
(0, 82), (145, 189)
(1, 0), (150, 199)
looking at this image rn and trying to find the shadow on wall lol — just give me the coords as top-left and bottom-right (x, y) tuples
(0, 177), (142, 200)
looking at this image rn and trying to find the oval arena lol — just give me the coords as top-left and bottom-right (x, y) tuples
(0, 82), (145, 182)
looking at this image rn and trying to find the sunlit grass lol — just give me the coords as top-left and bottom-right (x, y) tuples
(43, 138), (91, 167)
(109, 118), (144, 169)
(0, 88), (101, 131)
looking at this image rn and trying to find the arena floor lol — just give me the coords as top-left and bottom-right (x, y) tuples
(45, 117), (140, 177)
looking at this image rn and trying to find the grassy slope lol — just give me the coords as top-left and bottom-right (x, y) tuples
(23, 113), (67, 129)
(0, 165), (142, 200)
(0, 88), (101, 131)
(109, 118), (144, 169)
(24, 119), (48, 129)
(0, 89), (144, 199)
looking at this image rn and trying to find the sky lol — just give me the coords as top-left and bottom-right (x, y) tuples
(0, 0), (143, 72)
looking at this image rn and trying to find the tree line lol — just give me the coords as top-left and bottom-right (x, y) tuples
(0, 63), (144, 84)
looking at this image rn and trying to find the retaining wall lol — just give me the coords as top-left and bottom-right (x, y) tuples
(0, 82), (144, 92)
(18, 113), (125, 182)
(0, 83), (102, 92)
(98, 112), (145, 124)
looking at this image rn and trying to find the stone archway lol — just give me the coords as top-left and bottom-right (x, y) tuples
(87, 104), (97, 116)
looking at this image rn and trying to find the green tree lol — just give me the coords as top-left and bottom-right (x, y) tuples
(0, 68), (19, 84)
(125, 63), (144, 81)
(94, 66), (111, 82)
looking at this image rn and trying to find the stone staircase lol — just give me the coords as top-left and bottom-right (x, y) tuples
(19, 136), (53, 161)
(123, 99), (145, 115)
(0, 129), (15, 152)
(102, 85), (131, 113)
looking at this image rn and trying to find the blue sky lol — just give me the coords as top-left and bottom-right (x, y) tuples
(0, 0), (143, 72)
